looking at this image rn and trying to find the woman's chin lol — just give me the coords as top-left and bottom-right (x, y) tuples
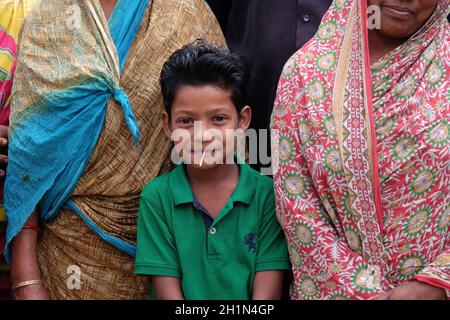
(379, 22), (417, 40)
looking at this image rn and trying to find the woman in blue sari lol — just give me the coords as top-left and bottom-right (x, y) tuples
(5, 0), (225, 299)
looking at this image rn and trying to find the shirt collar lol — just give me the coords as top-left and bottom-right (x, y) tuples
(169, 164), (194, 206)
(168, 161), (256, 207)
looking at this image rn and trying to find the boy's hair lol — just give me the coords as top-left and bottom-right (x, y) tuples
(159, 40), (248, 115)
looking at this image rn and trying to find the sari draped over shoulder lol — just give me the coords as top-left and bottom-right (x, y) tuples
(5, 0), (225, 299)
(0, 0), (38, 112)
(271, 0), (449, 299)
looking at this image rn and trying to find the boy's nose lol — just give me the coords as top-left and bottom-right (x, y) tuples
(193, 122), (222, 142)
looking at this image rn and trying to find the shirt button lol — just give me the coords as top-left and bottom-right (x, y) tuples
(210, 227), (216, 235)
(303, 14), (310, 22)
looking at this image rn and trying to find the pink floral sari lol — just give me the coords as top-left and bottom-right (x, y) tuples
(271, 0), (449, 299)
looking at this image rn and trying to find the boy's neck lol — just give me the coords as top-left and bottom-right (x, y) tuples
(185, 163), (240, 188)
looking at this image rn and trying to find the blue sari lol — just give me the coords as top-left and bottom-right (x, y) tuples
(4, 0), (150, 261)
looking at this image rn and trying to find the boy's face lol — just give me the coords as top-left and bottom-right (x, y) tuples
(163, 85), (251, 170)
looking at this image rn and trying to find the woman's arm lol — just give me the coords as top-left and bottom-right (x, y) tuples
(153, 276), (184, 300)
(0, 125), (8, 177)
(387, 247), (450, 300)
(388, 281), (446, 300)
(252, 271), (284, 300)
(10, 210), (48, 300)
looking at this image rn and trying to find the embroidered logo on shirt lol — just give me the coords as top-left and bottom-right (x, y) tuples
(244, 232), (257, 253)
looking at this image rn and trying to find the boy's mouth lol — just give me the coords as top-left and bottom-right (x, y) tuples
(190, 149), (223, 155)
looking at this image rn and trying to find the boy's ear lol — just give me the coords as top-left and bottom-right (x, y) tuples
(238, 106), (252, 131)
(162, 111), (172, 138)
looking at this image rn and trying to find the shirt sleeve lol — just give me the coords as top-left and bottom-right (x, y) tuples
(135, 195), (181, 278)
(255, 189), (291, 272)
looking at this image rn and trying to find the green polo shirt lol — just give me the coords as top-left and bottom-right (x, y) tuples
(135, 162), (290, 300)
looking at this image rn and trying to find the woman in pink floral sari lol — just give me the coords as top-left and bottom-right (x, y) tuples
(271, 0), (449, 299)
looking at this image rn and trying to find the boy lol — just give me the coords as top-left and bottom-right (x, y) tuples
(135, 41), (290, 300)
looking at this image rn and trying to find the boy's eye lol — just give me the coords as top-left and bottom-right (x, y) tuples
(213, 115), (227, 122)
(178, 118), (193, 125)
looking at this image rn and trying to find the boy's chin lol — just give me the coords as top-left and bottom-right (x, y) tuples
(186, 162), (221, 171)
